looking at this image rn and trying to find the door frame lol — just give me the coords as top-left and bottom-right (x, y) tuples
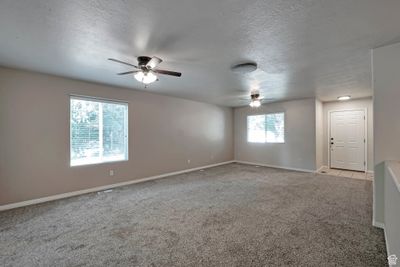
(327, 108), (368, 172)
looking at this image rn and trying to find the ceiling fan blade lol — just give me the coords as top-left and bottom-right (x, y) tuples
(261, 98), (275, 102)
(117, 71), (138, 75)
(146, 57), (163, 69)
(154, 69), (182, 77)
(108, 58), (138, 68)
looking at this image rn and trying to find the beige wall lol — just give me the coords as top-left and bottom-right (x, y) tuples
(384, 162), (400, 256)
(234, 98), (317, 171)
(315, 100), (324, 170)
(0, 67), (234, 205)
(373, 42), (400, 225)
(322, 97), (373, 171)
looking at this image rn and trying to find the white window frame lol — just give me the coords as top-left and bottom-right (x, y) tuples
(247, 112), (285, 144)
(69, 95), (129, 166)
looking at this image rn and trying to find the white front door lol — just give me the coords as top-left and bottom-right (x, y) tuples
(330, 110), (365, 171)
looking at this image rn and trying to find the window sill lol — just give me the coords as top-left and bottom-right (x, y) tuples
(70, 157), (128, 167)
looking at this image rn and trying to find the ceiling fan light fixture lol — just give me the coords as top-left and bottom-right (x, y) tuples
(337, 95), (351, 101)
(109, 56), (181, 84)
(134, 71), (157, 84)
(249, 99), (261, 108)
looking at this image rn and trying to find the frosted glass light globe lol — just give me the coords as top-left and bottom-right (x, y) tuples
(134, 71), (157, 84)
(249, 99), (261, 108)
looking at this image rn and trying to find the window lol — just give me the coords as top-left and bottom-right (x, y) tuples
(70, 96), (128, 166)
(265, 113), (284, 143)
(247, 115), (266, 143)
(247, 112), (285, 143)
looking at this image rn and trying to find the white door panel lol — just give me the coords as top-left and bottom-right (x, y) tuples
(330, 110), (365, 171)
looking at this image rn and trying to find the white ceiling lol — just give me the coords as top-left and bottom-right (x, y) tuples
(1, 0), (400, 107)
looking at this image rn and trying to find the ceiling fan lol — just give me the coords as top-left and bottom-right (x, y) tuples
(249, 92), (262, 107)
(108, 56), (182, 85)
(240, 91), (274, 107)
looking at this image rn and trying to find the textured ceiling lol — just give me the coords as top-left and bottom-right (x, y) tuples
(1, 0), (400, 106)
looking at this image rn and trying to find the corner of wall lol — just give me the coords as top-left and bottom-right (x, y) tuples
(315, 99), (324, 170)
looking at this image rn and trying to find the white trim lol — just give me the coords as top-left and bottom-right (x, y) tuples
(316, 165), (328, 173)
(327, 108), (368, 172)
(372, 220), (390, 260)
(69, 96), (129, 167)
(235, 160), (316, 173)
(0, 160), (234, 211)
(372, 220), (385, 229)
(383, 227), (390, 258)
(372, 220), (390, 258)
(246, 112), (286, 144)
(98, 102), (104, 160)
(69, 94), (129, 105)
(371, 50), (377, 229)
(382, 227), (392, 255)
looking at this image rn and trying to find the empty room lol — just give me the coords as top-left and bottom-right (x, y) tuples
(1, 1), (400, 266)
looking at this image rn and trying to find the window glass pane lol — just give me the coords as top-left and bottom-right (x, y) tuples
(266, 113), (284, 143)
(102, 102), (127, 161)
(70, 97), (128, 166)
(70, 99), (100, 165)
(247, 115), (266, 143)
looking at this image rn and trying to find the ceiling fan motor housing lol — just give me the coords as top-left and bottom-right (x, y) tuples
(137, 56), (152, 67)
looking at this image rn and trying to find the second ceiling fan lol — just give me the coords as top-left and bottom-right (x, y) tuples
(108, 56), (182, 85)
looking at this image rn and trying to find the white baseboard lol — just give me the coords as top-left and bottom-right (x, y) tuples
(235, 160), (316, 173)
(372, 220), (385, 229)
(316, 165), (328, 173)
(383, 227), (390, 258)
(376, 222), (390, 260)
(0, 160), (234, 211)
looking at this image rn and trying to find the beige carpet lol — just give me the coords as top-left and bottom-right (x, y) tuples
(0, 163), (387, 266)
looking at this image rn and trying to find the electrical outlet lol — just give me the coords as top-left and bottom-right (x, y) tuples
(109, 170), (114, 176)
(187, 159), (191, 164)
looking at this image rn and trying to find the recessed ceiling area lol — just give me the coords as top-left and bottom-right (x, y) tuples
(0, 0), (400, 106)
